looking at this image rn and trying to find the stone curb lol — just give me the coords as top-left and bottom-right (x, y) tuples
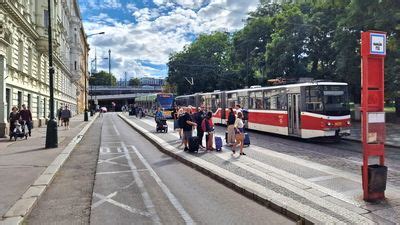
(118, 114), (310, 225)
(0, 114), (99, 225)
(343, 136), (400, 149)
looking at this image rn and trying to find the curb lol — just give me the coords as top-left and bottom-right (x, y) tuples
(0, 114), (99, 225)
(118, 114), (309, 225)
(342, 136), (400, 149)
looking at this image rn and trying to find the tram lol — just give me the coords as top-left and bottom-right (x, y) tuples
(135, 93), (175, 118)
(175, 81), (351, 139)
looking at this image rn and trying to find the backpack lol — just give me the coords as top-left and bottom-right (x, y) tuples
(201, 118), (211, 132)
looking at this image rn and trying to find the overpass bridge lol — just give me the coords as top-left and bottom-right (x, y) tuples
(89, 85), (163, 110)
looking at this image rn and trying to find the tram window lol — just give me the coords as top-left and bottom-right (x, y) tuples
(264, 97), (271, 110)
(305, 86), (323, 113)
(238, 96), (249, 109)
(250, 91), (263, 109)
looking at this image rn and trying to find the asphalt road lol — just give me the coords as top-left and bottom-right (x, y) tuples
(90, 113), (294, 225)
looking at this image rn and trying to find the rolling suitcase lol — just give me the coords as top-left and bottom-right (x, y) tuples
(244, 133), (250, 146)
(188, 136), (200, 152)
(215, 136), (223, 151)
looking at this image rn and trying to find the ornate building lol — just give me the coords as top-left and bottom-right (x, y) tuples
(0, 0), (88, 137)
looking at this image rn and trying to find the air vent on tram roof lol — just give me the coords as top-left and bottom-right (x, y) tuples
(213, 90), (221, 92)
(250, 85), (262, 89)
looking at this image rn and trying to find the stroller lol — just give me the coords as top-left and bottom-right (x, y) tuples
(156, 117), (168, 133)
(10, 120), (28, 141)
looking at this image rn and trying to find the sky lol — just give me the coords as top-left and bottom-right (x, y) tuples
(79, 0), (260, 81)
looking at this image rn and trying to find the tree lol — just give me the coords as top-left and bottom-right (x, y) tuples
(89, 71), (117, 86)
(128, 77), (140, 86)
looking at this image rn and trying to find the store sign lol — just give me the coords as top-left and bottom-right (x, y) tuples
(370, 33), (386, 55)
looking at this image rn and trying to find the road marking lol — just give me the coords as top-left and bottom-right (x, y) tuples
(131, 145), (195, 225)
(117, 147), (123, 153)
(96, 169), (148, 175)
(307, 175), (338, 182)
(113, 124), (120, 136)
(92, 192), (117, 208)
(98, 155), (125, 164)
(93, 192), (151, 217)
(97, 160), (130, 168)
(121, 142), (161, 224)
(99, 147), (111, 153)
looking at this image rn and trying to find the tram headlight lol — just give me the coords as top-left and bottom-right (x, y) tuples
(346, 120), (351, 125)
(327, 122), (332, 126)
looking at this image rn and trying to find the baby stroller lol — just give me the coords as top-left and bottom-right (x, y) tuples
(156, 117), (168, 133)
(10, 120), (28, 141)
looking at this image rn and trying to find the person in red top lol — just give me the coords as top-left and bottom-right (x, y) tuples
(202, 111), (215, 151)
(19, 104), (33, 136)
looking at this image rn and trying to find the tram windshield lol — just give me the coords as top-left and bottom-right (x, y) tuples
(322, 85), (350, 116)
(305, 85), (350, 116)
(157, 94), (174, 110)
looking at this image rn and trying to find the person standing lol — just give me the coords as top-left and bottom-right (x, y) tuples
(177, 108), (184, 142)
(8, 106), (20, 140)
(61, 105), (72, 129)
(235, 104), (242, 115)
(194, 106), (206, 149)
(226, 107), (236, 146)
(203, 111), (215, 151)
(57, 106), (63, 126)
(20, 104), (33, 136)
(232, 111), (245, 155)
(181, 108), (197, 151)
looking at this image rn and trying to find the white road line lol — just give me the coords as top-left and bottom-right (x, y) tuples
(93, 192), (150, 217)
(121, 142), (161, 224)
(92, 192), (117, 208)
(96, 169), (148, 175)
(97, 160), (130, 168)
(113, 124), (121, 136)
(98, 155), (125, 164)
(131, 145), (195, 225)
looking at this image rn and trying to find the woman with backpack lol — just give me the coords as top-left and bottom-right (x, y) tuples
(202, 111), (215, 151)
(232, 111), (245, 155)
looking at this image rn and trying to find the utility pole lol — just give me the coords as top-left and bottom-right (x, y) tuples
(94, 48), (97, 73)
(45, 0), (57, 148)
(124, 72), (127, 87)
(108, 49), (111, 86)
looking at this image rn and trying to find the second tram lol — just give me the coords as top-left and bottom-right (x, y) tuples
(135, 93), (175, 118)
(175, 81), (351, 139)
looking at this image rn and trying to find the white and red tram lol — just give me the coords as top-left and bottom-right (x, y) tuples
(175, 81), (351, 139)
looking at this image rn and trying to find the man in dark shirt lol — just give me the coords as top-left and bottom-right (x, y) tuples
(181, 108), (197, 151)
(193, 106), (206, 148)
(19, 104), (33, 136)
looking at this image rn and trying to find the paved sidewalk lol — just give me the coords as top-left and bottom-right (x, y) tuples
(0, 114), (97, 224)
(120, 114), (400, 224)
(346, 122), (400, 148)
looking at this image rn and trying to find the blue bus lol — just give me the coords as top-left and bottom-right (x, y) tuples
(135, 93), (174, 118)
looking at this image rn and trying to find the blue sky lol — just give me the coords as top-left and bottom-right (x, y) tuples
(79, 0), (260, 81)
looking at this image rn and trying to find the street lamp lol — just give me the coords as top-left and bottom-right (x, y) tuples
(45, 0), (57, 148)
(84, 32), (105, 121)
(103, 49), (112, 86)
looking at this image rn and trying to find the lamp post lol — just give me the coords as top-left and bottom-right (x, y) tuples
(103, 49), (112, 86)
(84, 32), (105, 121)
(45, 0), (57, 148)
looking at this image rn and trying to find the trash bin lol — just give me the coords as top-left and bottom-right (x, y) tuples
(368, 164), (388, 192)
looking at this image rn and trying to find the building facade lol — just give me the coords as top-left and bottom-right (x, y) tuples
(0, 0), (88, 137)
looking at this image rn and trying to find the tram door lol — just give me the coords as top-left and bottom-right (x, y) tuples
(288, 94), (301, 136)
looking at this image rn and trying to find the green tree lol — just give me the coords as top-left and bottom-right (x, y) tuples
(128, 77), (140, 86)
(89, 71), (117, 86)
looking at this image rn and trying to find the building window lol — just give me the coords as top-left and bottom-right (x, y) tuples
(17, 91), (22, 109)
(6, 89), (11, 117)
(44, 10), (49, 28)
(74, 61), (77, 70)
(37, 96), (40, 118)
(28, 47), (33, 76)
(27, 94), (31, 109)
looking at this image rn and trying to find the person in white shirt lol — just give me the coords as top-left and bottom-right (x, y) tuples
(232, 111), (246, 155)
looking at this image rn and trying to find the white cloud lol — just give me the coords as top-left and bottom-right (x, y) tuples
(83, 0), (259, 79)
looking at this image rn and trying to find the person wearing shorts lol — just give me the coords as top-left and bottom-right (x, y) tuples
(61, 105), (71, 129)
(181, 108), (197, 151)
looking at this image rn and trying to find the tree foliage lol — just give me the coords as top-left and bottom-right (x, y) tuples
(128, 77), (140, 86)
(89, 71), (117, 86)
(167, 0), (400, 102)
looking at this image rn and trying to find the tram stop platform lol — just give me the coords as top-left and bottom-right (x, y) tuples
(119, 113), (400, 224)
(346, 121), (400, 148)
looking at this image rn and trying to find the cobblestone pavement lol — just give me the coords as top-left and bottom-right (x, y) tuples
(121, 114), (400, 224)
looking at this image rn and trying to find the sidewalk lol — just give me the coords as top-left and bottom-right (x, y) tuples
(0, 114), (98, 224)
(120, 114), (400, 224)
(346, 121), (400, 148)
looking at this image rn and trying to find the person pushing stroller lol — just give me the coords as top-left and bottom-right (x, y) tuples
(155, 108), (168, 132)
